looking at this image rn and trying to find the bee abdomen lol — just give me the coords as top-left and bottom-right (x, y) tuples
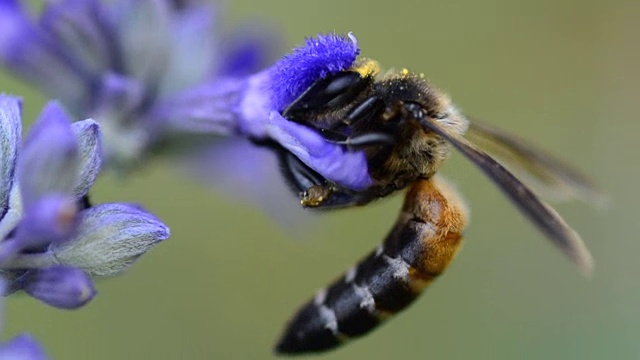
(276, 179), (467, 355)
(275, 249), (415, 352)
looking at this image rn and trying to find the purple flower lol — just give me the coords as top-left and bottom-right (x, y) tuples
(22, 265), (96, 310)
(261, 33), (371, 190)
(0, 95), (169, 308)
(51, 203), (170, 276)
(0, 0), (276, 169)
(0, 0), (370, 194)
(269, 32), (360, 112)
(159, 32), (374, 191)
(0, 333), (48, 360)
(0, 97), (101, 263)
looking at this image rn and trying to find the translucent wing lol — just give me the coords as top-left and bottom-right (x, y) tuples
(419, 117), (594, 276)
(465, 119), (608, 209)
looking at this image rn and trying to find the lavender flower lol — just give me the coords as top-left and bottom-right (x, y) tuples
(164, 32), (374, 225)
(1, 0), (368, 199)
(0, 333), (47, 359)
(0, 95), (169, 309)
(22, 265), (96, 310)
(156, 32), (374, 193)
(0, 0), (275, 169)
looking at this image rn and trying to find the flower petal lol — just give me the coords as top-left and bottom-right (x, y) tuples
(23, 265), (95, 310)
(152, 78), (243, 135)
(114, 0), (171, 85)
(267, 112), (373, 190)
(0, 333), (48, 360)
(11, 195), (78, 251)
(182, 137), (311, 228)
(18, 102), (79, 207)
(218, 25), (280, 77)
(70, 119), (102, 198)
(52, 203), (169, 276)
(159, 3), (218, 95)
(92, 73), (151, 167)
(236, 70), (273, 138)
(0, 95), (22, 221)
(269, 32), (359, 111)
(39, 0), (119, 76)
(0, 0), (91, 112)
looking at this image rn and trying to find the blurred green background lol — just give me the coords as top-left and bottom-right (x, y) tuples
(1, 0), (639, 359)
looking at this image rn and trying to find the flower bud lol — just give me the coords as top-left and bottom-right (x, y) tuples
(23, 265), (95, 310)
(52, 204), (169, 276)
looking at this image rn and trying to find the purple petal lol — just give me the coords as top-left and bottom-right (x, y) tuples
(235, 70), (274, 138)
(39, 0), (120, 75)
(11, 195), (78, 251)
(113, 0), (171, 85)
(92, 73), (151, 166)
(93, 73), (146, 114)
(0, 334), (48, 360)
(159, 3), (217, 95)
(0, 95), (22, 220)
(70, 120), (102, 198)
(22, 101), (72, 148)
(23, 265), (95, 310)
(18, 102), (79, 207)
(152, 78), (243, 135)
(182, 137), (312, 228)
(269, 33), (359, 111)
(218, 24), (280, 77)
(267, 112), (373, 190)
(0, 0), (91, 111)
(52, 203), (169, 276)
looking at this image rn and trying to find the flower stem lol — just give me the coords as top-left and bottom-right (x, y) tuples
(0, 252), (58, 269)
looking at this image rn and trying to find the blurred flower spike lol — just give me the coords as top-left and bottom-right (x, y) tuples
(0, 0), (275, 170)
(158, 31), (373, 192)
(0, 0), (370, 193)
(0, 96), (169, 311)
(0, 333), (48, 359)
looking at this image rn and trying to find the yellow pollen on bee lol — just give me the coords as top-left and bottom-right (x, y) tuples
(351, 59), (380, 77)
(401, 68), (410, 76)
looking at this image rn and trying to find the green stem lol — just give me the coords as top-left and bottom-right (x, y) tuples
(0, 251), (58, 269)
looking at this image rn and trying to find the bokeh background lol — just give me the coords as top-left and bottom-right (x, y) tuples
(1, 0), (639, 359)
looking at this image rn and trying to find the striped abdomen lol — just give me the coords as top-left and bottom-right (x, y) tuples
(275, 178), (468, 354)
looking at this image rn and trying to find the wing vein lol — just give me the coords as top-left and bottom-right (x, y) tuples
(420, 117), (594, 276)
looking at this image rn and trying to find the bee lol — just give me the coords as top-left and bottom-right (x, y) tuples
(269, 59), (603, 354)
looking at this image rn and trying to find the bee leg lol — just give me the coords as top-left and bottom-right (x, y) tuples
(279, 150), (326, 196)
(282, 72), (369, 120)
(326, 95), (390, 149)
(279, 151), (366, 209)
(275, 177), (468, 354)
(328, 133), (395, 149)
(345, 95), (384, 126)
(319, 126), (394, 150)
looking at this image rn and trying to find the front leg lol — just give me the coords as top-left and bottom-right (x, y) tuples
(279, 150), (373, 209)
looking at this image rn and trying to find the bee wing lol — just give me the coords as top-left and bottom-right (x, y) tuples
(419, 117), (594, 276)
(465, 119), (608, 209)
